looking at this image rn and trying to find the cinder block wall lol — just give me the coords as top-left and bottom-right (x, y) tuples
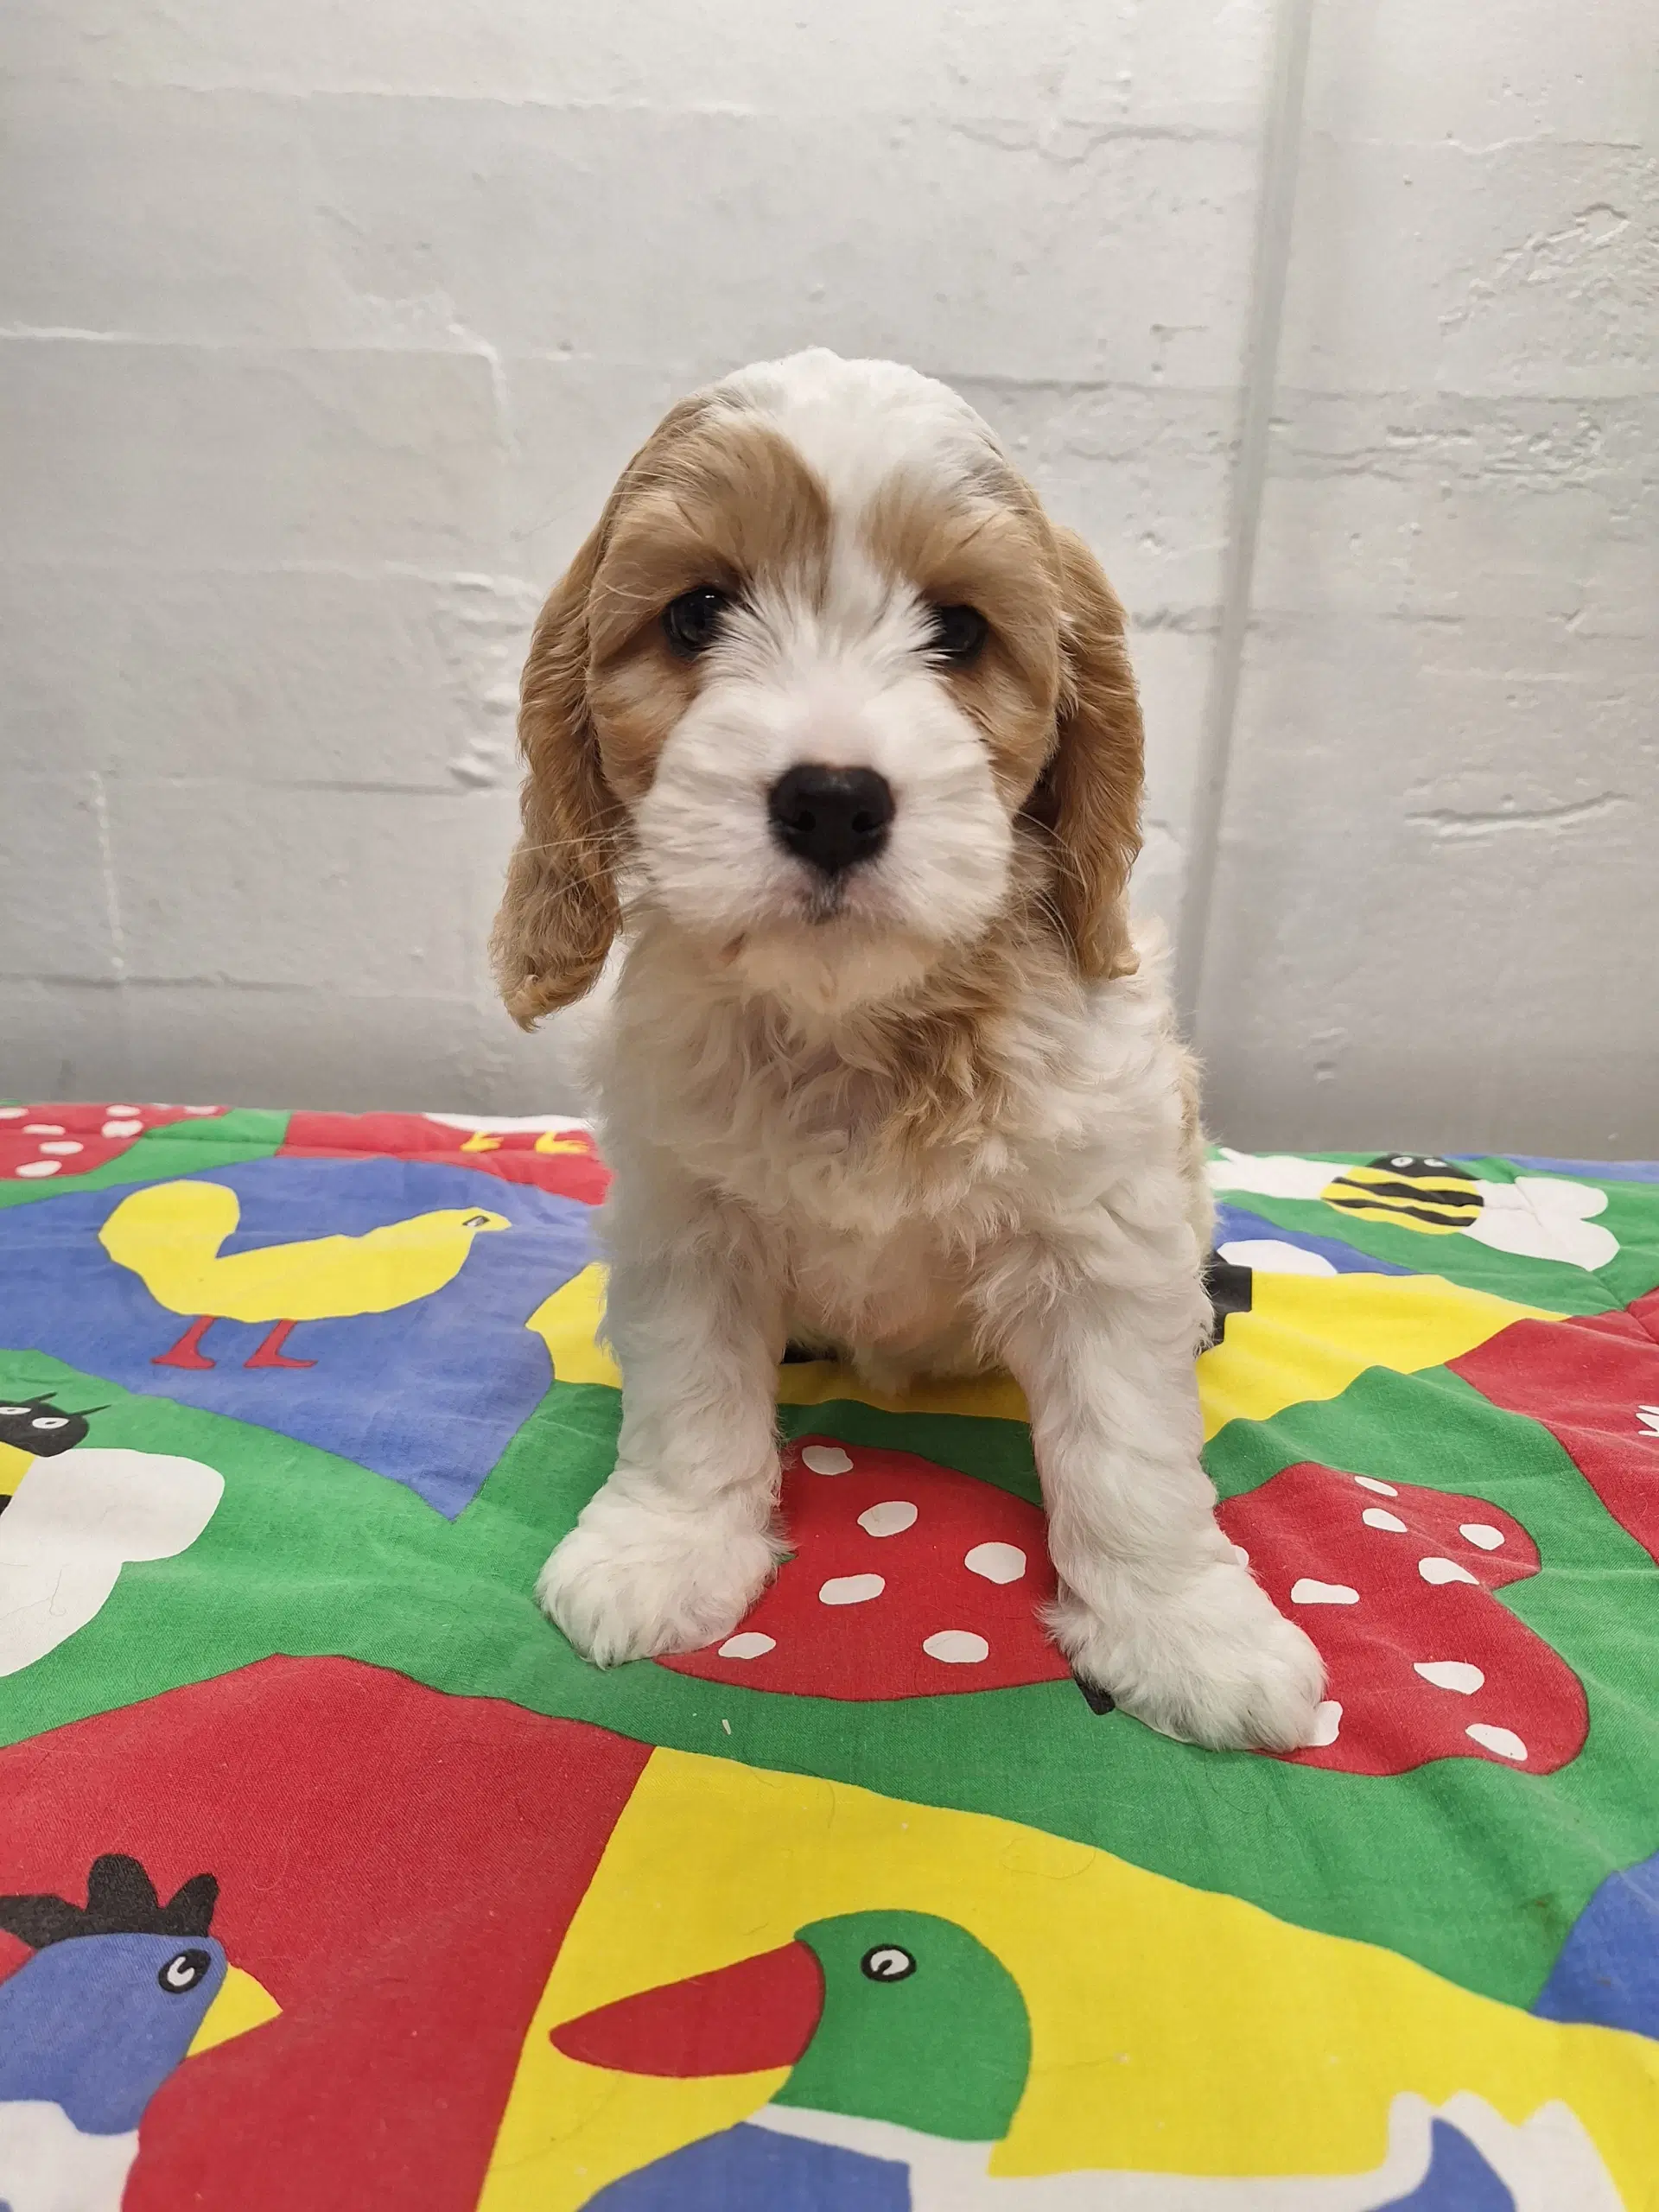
(2, 2), (1654, 1147)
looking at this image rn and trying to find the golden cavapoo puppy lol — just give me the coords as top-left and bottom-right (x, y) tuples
(493, 347), (1322, 1750)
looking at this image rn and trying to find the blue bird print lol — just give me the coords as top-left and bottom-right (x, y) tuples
(0, 1853), (277, 2212)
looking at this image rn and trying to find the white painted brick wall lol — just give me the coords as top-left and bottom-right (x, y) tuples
(1, 0), (1652, 1150)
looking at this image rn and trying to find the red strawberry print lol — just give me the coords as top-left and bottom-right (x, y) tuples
(0, 1101), (225, 1185)
(657, 1436), (1071, 1700)
(1220, 1463), (1587, 1776)
(1453, 1288), (1659, 1567)
(282, 1112), (610, 1205)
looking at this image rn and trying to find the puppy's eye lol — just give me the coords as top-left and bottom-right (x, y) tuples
(927, 605), (988, 664)
(662, 588), (730, 658)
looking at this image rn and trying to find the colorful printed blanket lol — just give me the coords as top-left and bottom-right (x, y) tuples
(2, 1101), (1658, 2209)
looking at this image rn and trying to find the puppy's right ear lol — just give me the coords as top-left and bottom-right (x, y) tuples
(492, 524), (622, 1027)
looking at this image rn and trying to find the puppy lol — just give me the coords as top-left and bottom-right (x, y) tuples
(493, 348), (1324, 1751)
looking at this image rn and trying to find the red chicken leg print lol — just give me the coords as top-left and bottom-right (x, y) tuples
(1219, 1464), (1587, 1776)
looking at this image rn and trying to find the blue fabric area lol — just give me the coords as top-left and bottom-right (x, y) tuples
(1473, 1156), (1659, 1185)
(0, 1157), (594, 1516)
(1212, 1205), (1413, 1275)
(1374, 2120), (1514, 2210)
(585, 2122), (911, 2209)
(0, 1933), (226, 2134)
(1533, 1848), (1659, 2039)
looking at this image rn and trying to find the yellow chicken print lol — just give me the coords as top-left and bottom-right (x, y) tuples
(99, 1179), (509, 1371)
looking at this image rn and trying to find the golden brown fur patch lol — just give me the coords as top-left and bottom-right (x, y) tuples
(859, 472), (1061, 798)
(1024, 527), (1144, 982)
(857, 474), (1143, 982)
(493, 408), (831, 1022)
(494, 391), (1144, 1027)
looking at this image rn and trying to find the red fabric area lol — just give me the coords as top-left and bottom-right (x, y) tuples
(1221, 1463), (1586, 1777)
(0, 1102), (226, 1185)
(1452, 1290), (1659, 1566)
(0, 1656), (648, 2210)
(552, 1940), (824, 2077)
(658, 1436), (1071, 1700)
(282, 1112), (610, 1205)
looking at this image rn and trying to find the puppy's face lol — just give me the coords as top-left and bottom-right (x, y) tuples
(496, 352), (1143, 1024)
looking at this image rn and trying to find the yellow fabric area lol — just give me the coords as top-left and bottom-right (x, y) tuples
(524, 1264), (1548, 1442)
(1197, 1272), (1554, 1440)
(480, 1749), (1659, 2209)
(185, 1964), (282, 2057)
(460, 1130), (591, 1156)
(524, 1264), (620, 1389)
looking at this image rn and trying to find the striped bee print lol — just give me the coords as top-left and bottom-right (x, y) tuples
(1318, 1154), (1484, 1235)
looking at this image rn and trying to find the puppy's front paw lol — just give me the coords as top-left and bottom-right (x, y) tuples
(537, 1478), (783, 1667)
(1055, 1560), (1325, 1752)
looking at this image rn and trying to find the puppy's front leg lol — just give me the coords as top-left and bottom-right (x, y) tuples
(537, 1182), (785, 1666)
(1001, 1274), (1325, 1751)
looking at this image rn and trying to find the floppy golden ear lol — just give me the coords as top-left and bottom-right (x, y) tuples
(491, 524), (623, 1027)
(1038, 526), (1144, 981)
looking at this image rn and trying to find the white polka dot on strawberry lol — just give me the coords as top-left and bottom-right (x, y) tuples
(1419, 1557), (1478, 1586)
(1292, 1578), (1359, 1605)
(964, 1541), (1026, 1585)
(818, 1574), (884, 1606)
(858, 1500), (918, 1536)
(923, 1630), (988, 1664)
(1414, 1661), (1484, 1694)
(719, 1632), (776, 1660)
(1467, 1723), (1527, 1761)
(801, 1445), (853, 1476)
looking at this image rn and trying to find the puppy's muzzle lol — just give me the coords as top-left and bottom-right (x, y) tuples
(767, 766), (894, 877)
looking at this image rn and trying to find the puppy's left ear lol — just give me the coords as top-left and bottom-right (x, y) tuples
(1037, 526), (1144, 981)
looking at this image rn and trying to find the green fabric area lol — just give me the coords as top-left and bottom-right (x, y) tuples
(0, 1109), (289, 1213)
(779, 1909), (1030, 2139)
(7, 1330), (1659, 2021)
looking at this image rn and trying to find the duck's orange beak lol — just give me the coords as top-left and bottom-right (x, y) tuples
(550, 1939), (824, 2078)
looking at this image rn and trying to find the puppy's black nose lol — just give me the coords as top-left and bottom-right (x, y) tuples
(767, 766), (894, 876)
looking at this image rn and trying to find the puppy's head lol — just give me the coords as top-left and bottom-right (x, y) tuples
(493, 349), (1142, 1025)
